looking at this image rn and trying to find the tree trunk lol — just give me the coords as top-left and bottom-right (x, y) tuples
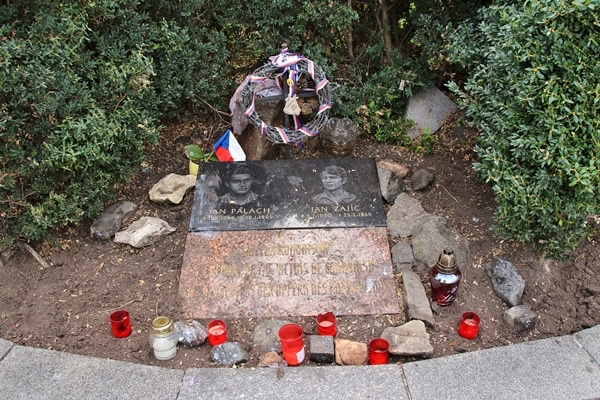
(345, 0), (355, 59)
(379, 0), (393, 64)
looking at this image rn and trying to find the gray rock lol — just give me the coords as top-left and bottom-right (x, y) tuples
(505, 305), (537, 333)
(402, 271), (435, 326)
(391, 242), (413, 273)
(253, 319), (291, 353)
(309, 335), (335, 364)
(386, 193), (430, 238)
(411, 169), (435, 191)
(149, 173), (196, 204)
(387, 193), (469, 273)
(381, 320), (433, 357)
(90, 201), (137, 239)
(174, 320), (207, 348)
(113, 216), (176, 248)
(377, 167), (406, 204)
(486, 257), (526, 306)
(210, 342), (248, 365)
(411, 216), (470, 273)
(405, 85), (457, 139)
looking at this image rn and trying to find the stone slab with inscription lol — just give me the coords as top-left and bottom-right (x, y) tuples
(188, 158), (385, 232)
(178, 227), (400, 319)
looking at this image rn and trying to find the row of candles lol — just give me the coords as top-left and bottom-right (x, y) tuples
(108, 309), (480, 364)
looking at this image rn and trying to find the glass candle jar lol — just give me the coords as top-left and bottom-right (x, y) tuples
(149, 316), (178, 361)
(320, 117), (360, 157)
(429, 247), (462, 306)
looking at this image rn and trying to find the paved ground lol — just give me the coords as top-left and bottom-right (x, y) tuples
(1, 325), (599, 399)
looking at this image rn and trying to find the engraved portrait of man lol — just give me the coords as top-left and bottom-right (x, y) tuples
(312, 166), (357, 205)
(216, 164), (260, 207)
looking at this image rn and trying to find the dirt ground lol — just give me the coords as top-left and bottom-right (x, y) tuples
(1, 115), (599, 370)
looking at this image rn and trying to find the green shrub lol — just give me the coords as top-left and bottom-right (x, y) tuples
(0, 0), (228, 248)
(335, 50), (429, 145)
(204, 0), (358, 69)
(445, 0), (600, 258)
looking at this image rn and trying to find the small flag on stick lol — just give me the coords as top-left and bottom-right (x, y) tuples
(213, 130), (246, 162)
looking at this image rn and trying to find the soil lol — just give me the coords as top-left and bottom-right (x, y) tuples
(2, 114), (599, 370)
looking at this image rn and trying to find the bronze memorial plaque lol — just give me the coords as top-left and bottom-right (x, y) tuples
(179, 158), (400, 318)
(178, 227), (400, 318)
(188, 158), (386, 231)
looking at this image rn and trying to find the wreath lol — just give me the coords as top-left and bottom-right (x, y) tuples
(237, 47), (333, 144)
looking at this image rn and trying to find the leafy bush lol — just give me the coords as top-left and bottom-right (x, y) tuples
(445, 0), (600, 258)
(336, 50), (427, 145)
(0, 0), (228, 248)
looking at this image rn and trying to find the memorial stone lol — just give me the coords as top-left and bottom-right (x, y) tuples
(179, 158), (400, 319)
(188, 158), (386, 231)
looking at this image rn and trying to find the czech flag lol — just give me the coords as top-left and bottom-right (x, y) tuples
(213, 130), (246, 162)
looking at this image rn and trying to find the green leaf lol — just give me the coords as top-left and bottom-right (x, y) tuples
(184, 144), (206, 161)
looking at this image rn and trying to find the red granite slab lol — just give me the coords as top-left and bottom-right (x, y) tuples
(178, 227), (401, 319)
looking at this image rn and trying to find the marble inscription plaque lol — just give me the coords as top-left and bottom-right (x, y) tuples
(178, 227), (400, 318)
(188, 158), (385, 231)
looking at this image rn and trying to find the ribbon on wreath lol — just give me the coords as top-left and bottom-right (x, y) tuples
(241, 46), (332, 144)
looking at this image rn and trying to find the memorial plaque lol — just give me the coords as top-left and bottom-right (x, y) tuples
(178, 227), (400, 318)
(188, 158), (385, 232)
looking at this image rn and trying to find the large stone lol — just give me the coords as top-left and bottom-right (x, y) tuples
(387, 193), (469, 273)
(90, 201), (137, 239)
(334, 338), (368, 365)
(391, 241), (413, 273)
(411, 216), (470, 272)
(386, 193), (430, 238)
(402, 271), (435, 326)
(405, 85), (457, 139)
(182, 158), (399, 319)
(411, 169), (435, 191)
(486, 257), (526, 306)
(114, 217), (176, 248)
(381, 320), (433, 357)
(377, 166), (405, 204)
(149, 173), (196, 204)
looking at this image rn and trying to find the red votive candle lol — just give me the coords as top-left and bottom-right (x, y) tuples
(458, 311), (480, 340)
(207, 319), (227, 346)
(316, 312), (337, 336)
(109, 310), (132, 338)
(278, 324), (305, 366)
(368, 338), (390, 365)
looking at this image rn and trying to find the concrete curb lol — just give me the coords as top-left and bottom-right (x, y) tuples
(1, 326), (599, 400)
